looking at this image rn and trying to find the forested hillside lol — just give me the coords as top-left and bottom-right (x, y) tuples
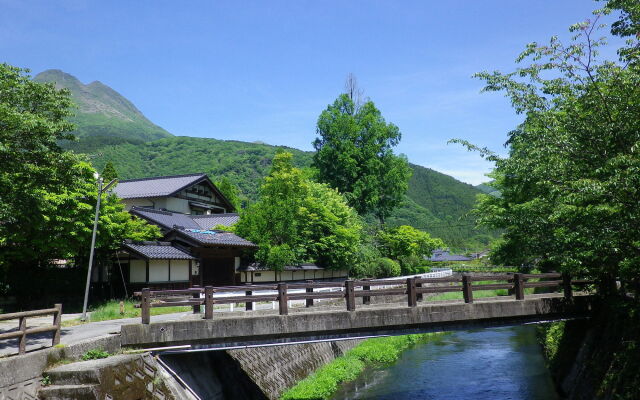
(35, 69), (495, 249)
(90, 137), (494, 249)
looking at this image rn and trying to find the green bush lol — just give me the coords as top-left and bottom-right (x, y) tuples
(81, 348), (110, 361)
(372, 257), (401, 278)
(281, 356), (365, 400)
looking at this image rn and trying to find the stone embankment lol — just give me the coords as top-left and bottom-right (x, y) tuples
(0, 326), (362, 399)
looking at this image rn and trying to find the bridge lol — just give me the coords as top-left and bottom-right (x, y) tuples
(120, 273), (595, 350)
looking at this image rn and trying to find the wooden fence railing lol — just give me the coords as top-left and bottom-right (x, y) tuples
(0, 304), (62, 354)
(134, 273), (594, 324)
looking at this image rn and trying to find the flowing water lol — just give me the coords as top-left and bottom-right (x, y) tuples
(331, 326), (559, 400)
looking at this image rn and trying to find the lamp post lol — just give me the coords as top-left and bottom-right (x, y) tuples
(81, 174), (118, 321)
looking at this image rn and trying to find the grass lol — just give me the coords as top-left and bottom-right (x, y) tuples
(64, 300), (190, 325)
(280, 333), (444, 400)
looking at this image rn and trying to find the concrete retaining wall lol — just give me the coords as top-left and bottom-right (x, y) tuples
(161, 339), (362, 400)
(0, 334), (121, 400)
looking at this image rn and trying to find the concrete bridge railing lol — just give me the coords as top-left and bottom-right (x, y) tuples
(133, 272), (593, 324)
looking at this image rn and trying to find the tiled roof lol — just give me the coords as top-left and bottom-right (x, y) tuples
(123, 241), (195, 260)
(429, 249), (472, 262)
(190, 213), (240, 230)
(113, 173), (207, 199)
(130, 207), (201, 230)
(239, 263), (322, 271)
(173, 228), (257, 248)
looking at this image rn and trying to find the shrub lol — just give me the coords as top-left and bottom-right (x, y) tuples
(81, 348), (110, 361)
(372, 257), (401, 278)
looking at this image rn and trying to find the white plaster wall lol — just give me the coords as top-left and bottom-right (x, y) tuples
(170, 260), (189, 281)
(149, 260), (169, 282)
(164, 197), (191, 214)
(130, 259), (146, 283)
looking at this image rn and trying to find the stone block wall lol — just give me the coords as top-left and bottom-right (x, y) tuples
(227, 339), (362, 400)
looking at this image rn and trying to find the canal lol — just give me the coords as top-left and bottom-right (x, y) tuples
(331, 325), (558, 400)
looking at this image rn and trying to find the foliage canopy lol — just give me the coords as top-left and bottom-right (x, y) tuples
(235, 152), (363, 270)
(0, 64), (159, 300)
(459, 3), (640, 289)
(313, 94), (412, 224)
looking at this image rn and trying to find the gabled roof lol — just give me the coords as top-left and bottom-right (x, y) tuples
(429, 249), (472, 262)
(238, 262), (322, 271)
(122, 241), (196, 260)
(113, 173), (207, 199)
(130, 207), (201, 230)
(191, 213), (239, 230)
(165, 228), (257, 248)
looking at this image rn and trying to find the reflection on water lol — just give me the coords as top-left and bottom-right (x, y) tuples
(332, 326), (558, 400)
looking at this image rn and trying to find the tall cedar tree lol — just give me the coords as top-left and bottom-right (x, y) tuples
(101, 161), (118, 182)
(313, 94), (412, 224)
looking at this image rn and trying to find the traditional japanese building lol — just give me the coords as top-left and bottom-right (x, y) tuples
(106, 173), (347, 290)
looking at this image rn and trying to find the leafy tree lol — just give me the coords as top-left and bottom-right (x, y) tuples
(235, 152), (363, 270)
(313, 93), (412, 224)
(101, 161), (118, 182)
(377, 225), (445, 264)
(455, 4), (640, 291)
(0, 64), (159, 301)
(215, 177), (243, 211)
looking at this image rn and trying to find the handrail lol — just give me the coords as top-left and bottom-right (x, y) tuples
(0, 304), (62, 354)
(134, 273), (594, 324)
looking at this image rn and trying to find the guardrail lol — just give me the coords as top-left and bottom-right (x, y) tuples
(134, 273), (594, 324)
(0, 304), (62, 354)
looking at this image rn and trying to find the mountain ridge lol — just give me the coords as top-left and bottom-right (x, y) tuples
(33, 69), (172, 151)
(34, 69), (494, 249)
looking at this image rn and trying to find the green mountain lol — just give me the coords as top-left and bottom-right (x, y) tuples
(33, 69), (172, 152)
(35, 69), (495, 249)
(476, 182), (500, 197)
(89, 137), (494, 249)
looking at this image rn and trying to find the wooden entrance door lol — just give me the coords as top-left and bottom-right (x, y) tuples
(201, 257), (236, 286)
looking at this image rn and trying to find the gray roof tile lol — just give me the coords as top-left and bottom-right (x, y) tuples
(174, 228), (257, 248)
(190, 214), (240, 230)
(123, 241), (195, 260)
(131, 207), (201, 230)
(113, 173), (206, 199)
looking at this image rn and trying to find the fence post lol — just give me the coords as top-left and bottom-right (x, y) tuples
(507, 275), (515, 296)
(18, 316), (26, 354)
(407, 277), (417, 307)
(245, 290), (253, 311)
(192, 285), (201, 314)
(462, 275), (473, 304)
(141, 288), (151, 324)
(415, 276), (423, 301)
(362, 282), (371, 305)
(345, 280), (356, 311)
(306, 281), (314, 307)
(562, 273), (573, 300)
(514, 273), (525, 300)
(278, 283), (288, 315)
(52, 304), (62, 346)
(204, 286), (214, 319)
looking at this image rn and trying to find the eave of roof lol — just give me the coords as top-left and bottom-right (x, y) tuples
(122, 241), (196, 260)
(167, 228), (258, 248)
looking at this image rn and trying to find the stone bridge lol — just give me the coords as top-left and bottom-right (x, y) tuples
(121, 293), (593, 351)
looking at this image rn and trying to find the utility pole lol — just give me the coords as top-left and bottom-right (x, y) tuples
(81, 175), (117, 321)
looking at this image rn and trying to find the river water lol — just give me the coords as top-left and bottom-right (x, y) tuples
(331, 326), (559, 400)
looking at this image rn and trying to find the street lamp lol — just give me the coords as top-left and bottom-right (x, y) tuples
(81, 174), (118, 321)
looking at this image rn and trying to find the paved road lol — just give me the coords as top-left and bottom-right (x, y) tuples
(0, 300), (303, 356)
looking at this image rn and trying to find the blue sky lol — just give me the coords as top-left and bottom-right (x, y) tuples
(1, 0), (613, 184)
